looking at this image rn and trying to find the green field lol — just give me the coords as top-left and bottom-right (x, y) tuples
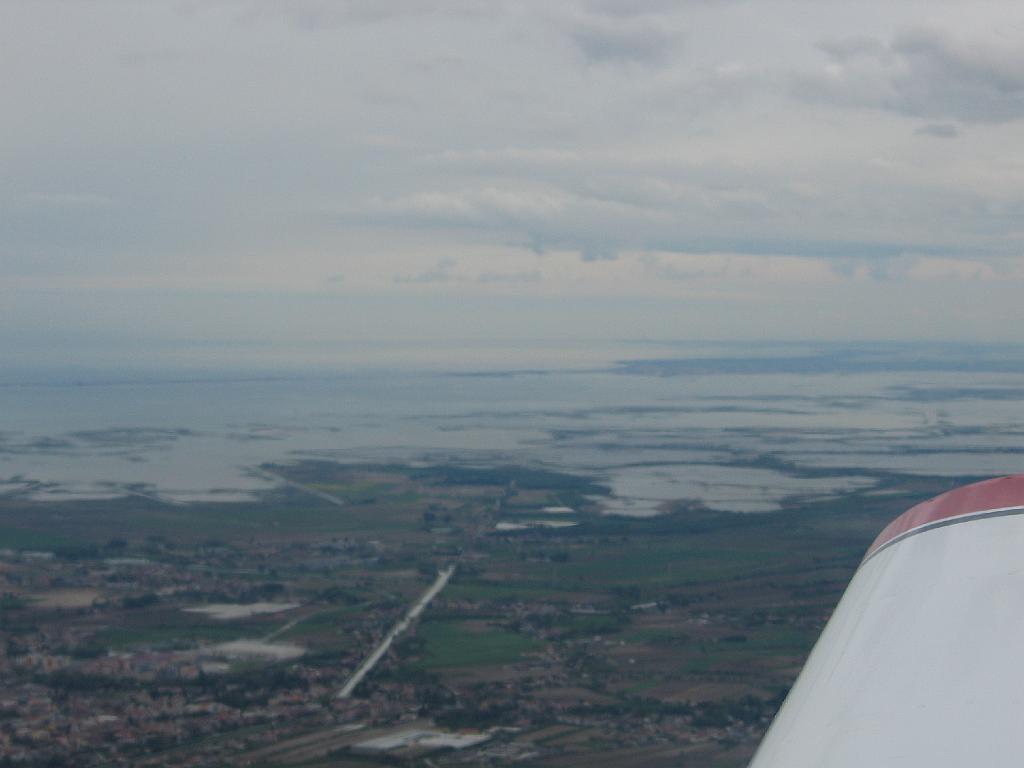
(276, 606), (365, 645)
(0, 459), (974, 768)
(414, 619), (543, 669)
(0, 525), (72, 550)
(91, 625), (251, 650)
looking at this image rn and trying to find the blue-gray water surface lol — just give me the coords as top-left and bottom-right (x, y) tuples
(3, 342), (1024, 514)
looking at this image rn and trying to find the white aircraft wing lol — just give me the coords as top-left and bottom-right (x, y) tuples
(750, 474), (1024, 768)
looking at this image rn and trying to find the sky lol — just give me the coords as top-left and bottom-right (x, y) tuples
(4, 0), (1024, 370)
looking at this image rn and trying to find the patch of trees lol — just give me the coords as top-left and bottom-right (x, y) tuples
(43, 670), (138, 693)
(316, 585), (362, 604)
(53, 544), (102, 561)
(122, 592), (160, 609)
(435, 700), (521, 729)
(184, 665), (308, 710)
(692, 694), (784, 728)
(0, 593), (26, 610)
(412, 464), (606, 495)
(239, 581), (285, 602)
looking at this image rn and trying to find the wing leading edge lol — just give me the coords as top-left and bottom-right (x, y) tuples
(750, 475), (1024, 768)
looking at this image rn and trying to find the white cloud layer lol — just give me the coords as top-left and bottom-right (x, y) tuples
(3, 0), (1024, 354)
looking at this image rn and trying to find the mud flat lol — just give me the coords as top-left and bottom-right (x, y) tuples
(184, 602), (301, 620)
(210, 640), (305, 660)
(27, 589), (100, 609)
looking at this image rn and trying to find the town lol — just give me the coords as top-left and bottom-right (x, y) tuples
(0, 461), (950, 766)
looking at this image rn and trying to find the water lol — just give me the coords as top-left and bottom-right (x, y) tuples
(3, 342), (1024, 513)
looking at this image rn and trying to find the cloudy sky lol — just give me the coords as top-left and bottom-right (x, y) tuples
(4, 0), (1024, 369)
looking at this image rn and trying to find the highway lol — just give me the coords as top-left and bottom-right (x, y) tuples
(337, 564), (456, 698)
(256, 468), (347, 507)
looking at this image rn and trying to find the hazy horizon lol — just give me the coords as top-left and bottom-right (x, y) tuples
(7, 337), (1024, 385)
(6, 1), (1024, 362)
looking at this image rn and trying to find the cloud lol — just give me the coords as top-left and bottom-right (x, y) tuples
(580, 243), (619, 262)
(7, 0), (1024, 351)
(343, 167), (1000, 269)
(477, 270), (541, 284)
(584, 0), (738, 16)
(424, 147), (583, 169)
(566, 14), (679, 65)
(865, 253), (920, 281)
(641, 254), (708, 281)
(357, 187), (575, 228)
(826, 252), (1003, 283)
(914, 122), (960, 138)
(233, 0), (494, 29)
(352, 184), (660, 231)
(583, 0), (681, 18)
(21, 192), (120, 209)
(117, 47), (183, 69)
(644, 252), (833, 283)
(799, 26), (1024, 123)
(817, 36), (886, 61)
(393, 258), (457, 285)
(348, 182), (716, 264)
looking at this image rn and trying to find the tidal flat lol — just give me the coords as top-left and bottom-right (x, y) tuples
(2, 342), (1024, 513)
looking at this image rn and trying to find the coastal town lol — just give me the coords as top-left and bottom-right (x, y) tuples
(0, 460), (935, 766)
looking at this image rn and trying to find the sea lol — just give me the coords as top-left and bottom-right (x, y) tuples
(3, 340), (1024, 514)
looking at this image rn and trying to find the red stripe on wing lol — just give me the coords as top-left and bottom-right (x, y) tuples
(867, 474), (1024, 557)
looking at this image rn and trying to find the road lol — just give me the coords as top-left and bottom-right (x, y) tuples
(337, 564), (456, 698)
(263, 611), (311, 642)
(255, 468), (347, 507)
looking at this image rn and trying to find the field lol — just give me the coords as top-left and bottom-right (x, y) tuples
(413, 620), (543, 669)
(0, 460), (973, 767)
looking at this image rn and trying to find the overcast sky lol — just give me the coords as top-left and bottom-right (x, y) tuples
(4, 0), (1024, 369)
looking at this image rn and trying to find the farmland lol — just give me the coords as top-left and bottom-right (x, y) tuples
(0, 460), (967, 767)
